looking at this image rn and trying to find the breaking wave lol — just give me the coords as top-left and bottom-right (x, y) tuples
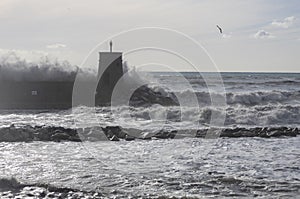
(0, 103), (299, 133)
(0, 52), (96, 81)
(176, 90), (300, 106)
(1, 169), (300, 198)
(0, 177), (101, 198)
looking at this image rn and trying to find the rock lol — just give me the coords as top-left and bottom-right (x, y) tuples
(67, 136), (82, 142)
(84, 127), (109, 141)
(129, 85), (179, 107)
(51, 131), (70, 141)
(0, 127), (33, 142)
(220, 128), (256, 138)
(0, 177), (24, 191)
(196, 129), (208, 138)
(110, 135), (120, 141)
(122, 128), (143, 138)
(102, 126), (128, 139)
(26, 192), (35, 197)
(46, 192), (56, 198)
(291, 127), (299, 135)
(154, 130), (177, 139)
(125, 134), (135, 141)
(266, 130), (283, 137)
(35, 127), (52, 141)
(245, 128), (259, 137)
(0, 125), (299, 143)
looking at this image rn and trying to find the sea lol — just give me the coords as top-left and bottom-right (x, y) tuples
(0, 72), (299, 198)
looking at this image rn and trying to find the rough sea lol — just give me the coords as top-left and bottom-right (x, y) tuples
(0, 72), (299, 198)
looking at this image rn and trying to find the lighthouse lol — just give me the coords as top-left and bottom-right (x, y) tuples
(95, 41), (124, 105)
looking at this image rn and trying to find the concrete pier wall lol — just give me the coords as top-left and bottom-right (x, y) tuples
(0, 81), (74, 109)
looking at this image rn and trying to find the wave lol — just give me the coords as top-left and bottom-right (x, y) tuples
(176, 90), (300, 106)
(69, 102), (298, 131)
(155, 73), (300, 85)
(0, 103), (299, 132)
(0, 177), (101, 198)
(2, 173), (299, 198)
(221, 80), (300, 85)
(0, 52), (96, 81)
(107, 104), (300, 126)
(0, 124), (298, 142)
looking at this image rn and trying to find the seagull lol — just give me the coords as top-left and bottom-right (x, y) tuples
(216, 25), (223, 34)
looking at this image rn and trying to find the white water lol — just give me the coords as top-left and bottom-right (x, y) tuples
(0, 72), (300, 198)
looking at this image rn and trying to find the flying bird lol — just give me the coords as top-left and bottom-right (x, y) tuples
(216, 25), (223, 34)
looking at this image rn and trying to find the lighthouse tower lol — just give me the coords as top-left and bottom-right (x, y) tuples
(95, 41), (123, 105)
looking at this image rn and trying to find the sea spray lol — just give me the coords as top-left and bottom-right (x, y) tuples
(0, 52), (95, 82)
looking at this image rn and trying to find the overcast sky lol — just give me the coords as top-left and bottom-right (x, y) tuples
(0, 0), (299, 72)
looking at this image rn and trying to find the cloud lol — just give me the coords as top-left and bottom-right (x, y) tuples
(46, 43), (67, 49)
(271, 16), (296, 28)
(253, 30), (274, 39)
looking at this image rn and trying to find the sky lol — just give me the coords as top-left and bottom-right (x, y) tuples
(0, 0), (299, 72)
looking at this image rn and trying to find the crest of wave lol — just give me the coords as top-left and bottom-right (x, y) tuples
(112, 63), (178, 107)
(0, 52), (95, 81)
